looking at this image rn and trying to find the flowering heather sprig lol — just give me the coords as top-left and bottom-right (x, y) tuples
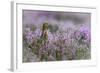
(79, 25), (91, 42)
(23, 24), (91, 62)
(73, 25), (91, 44)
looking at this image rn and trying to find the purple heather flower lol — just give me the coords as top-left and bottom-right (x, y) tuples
(73, 25), (90, 42)
(79, 25), (91, 41)
(60, 48), (66, 55)
(48, 31), (54, 42)
(25, 28), (34, 44)
(34, 29), (42, 38)
(73, 30), (82, 41)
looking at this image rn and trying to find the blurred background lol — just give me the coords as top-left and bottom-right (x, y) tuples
(23, 10), (91, 32)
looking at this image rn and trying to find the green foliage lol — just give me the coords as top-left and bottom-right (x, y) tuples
(66, 49), (74, 60)
(42, 23), (48, 31)
(31, 25), (36, 32)
(56, 50), (62, 60)
(75, 48), (88, 59)
(48, 25), (58, 33)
